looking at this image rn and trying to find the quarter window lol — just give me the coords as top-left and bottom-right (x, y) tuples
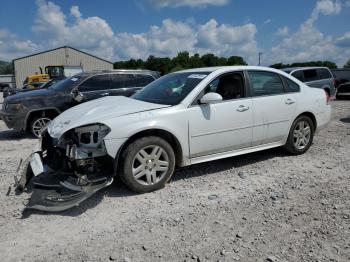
(110, 74), (136, 89)
(137, 75), (155, 86)
(79, 75), (110, 92)
(284, 77), (300, 92)
(291, 71), (304, 81)
(318, 68), (332, 79)
(248, 71), (285, 96)
(303, 69), (318, 81)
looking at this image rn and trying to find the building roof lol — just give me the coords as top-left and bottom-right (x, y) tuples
(13, 46), (113, 64)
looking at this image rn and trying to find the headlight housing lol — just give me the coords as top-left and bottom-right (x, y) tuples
(6, 103), (23, 112)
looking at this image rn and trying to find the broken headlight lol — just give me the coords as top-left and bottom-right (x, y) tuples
(65, 124), (111, 161)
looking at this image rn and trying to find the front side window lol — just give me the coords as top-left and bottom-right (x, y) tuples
(248, 71), (285, 96)
(133, 72), (209, 105)
(79, 74), (110, 92)
(202, 72), (245, 101)
(303, 69), (318, 82)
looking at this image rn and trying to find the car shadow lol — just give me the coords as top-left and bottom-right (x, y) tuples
(339, 117), (350, 124)
(0, 129), (34, 141)
(21, 147), (287, 218)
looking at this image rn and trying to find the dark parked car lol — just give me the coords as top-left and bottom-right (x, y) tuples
(332, 69), (350, 99)
(282, 67), (336, 96)
(3, 79), (61, 98)
(0, 83), (10, 92)
(0, 70), (159, 137)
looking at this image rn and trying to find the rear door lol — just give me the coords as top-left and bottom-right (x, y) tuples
(77, 74), (111, 101)
(247, 70), (297, 146)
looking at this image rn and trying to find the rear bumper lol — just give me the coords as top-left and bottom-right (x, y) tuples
(315, 105), (331, 133)
(0, 110), (26, 130)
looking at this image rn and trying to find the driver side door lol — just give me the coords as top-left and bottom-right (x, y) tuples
(188, 71), (253, 158)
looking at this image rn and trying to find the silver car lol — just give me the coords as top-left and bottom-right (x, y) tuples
(282, 67), (336, 96)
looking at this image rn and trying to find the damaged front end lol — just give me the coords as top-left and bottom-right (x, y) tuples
(16, 123), (115, 212)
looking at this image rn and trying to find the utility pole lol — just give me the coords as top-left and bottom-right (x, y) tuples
(258, 52), (263, 66)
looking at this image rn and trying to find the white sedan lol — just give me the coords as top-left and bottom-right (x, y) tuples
(18, 66), (331, 211)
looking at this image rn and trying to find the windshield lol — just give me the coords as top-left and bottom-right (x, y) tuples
(49, 75), (84, 92)
(133, 72), (209, 105)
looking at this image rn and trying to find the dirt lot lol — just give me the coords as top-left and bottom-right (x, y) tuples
(0, 96), (349, 262)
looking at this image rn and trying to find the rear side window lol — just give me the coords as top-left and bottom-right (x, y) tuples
(248, 71), (285, 96)
(318, 68), (332, 79)
(137, 75), (155, 86)
(291, 71), (304, 81)
(283, 77), (300, 92)
(110, 74), (137, 89)
(79, 74), (110, 92)
(303, 69), (318, 82)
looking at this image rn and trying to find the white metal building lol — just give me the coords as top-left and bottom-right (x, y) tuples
(13, 46), (113, 87)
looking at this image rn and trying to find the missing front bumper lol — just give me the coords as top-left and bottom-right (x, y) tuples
(15, 153), (113, 212)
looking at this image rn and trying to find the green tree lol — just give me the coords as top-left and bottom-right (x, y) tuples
(0, 61), (14, 74)
(344, 59), (350, 68)
(270, 60), (337, 69)
(227, 56), (248, 66)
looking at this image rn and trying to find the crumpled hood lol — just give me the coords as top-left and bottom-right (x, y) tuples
(47, 96), (169, 138)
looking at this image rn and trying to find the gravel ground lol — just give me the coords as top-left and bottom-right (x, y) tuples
(0, 96), (349, 262)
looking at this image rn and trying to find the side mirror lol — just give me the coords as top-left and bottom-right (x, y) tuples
(199, 92), (223, 104)
(71, 89), (85, 102)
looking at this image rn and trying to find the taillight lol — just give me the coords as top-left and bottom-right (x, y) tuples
(333, 79), (337, 88)
(325, 90), (330, 105)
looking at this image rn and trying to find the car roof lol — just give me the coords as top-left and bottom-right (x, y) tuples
(281, 67), (330, 73)
(175, 66), (286, 74)
(83, 69), (159, 75)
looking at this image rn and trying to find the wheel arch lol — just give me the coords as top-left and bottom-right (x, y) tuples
(115, 128), (184, 170)
(294, 111), (317, 131)
(25, 108), (60, 130)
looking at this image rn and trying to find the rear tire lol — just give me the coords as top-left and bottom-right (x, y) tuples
(120, 136), (175, 193)
(283, 115), (314, 155)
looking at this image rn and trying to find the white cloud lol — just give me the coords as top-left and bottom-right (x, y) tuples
(1, 0), (258, 64)
(0, 29), (39, 61)
(269, 0), (349, 66)
(335, 31), (350, 47)
(263, 19), (272, 25)
(276, 26), (289, 37)
(149, 0), (229, 8)
(114, 18), (258, 64)
(32, 0), (115, 60)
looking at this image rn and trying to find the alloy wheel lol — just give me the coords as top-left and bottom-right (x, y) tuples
(132, 145), (169, 186)
(32, 117), (51, 137)
(293, 120), (311, 150)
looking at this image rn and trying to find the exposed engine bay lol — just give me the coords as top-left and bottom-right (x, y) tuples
(15, 124), (115, 212)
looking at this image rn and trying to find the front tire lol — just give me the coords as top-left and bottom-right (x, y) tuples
(284, 115), (314, 155)
(120, 136), (175, 193)
(30, 116), (52, 138)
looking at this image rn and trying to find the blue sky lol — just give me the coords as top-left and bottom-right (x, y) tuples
(0, 0), (350, 66)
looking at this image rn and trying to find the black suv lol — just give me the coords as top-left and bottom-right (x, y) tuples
(332, 69), (350, 99)
(0, 70), (159, 137)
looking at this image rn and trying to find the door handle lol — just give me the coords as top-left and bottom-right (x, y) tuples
(285, 99), (295, 105)
(236, 105), (250, 112)
(101, 92), (110, 96)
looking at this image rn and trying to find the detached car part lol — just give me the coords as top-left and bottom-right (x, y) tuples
(16, 124), (114, 212)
